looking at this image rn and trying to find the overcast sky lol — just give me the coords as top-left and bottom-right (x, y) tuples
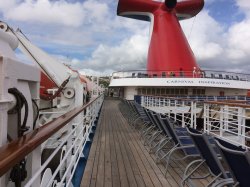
(0, 0), (249, 76)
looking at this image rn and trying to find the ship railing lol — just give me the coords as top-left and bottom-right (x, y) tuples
(204, 101), (250, 148)
(111, 70), (250, 82)
(0, 94), (104, 187)
(176, 95), (248, 101)
(141, 95), (199, 128)
(140, 95), (250, 148)
(137, 94), (248, 103)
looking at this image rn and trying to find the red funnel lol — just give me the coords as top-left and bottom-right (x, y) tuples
(117, 0), (204, 73)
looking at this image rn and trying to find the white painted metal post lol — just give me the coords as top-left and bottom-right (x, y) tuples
(204, 103), (208, 133)
(174, 100), (177, 122)
(192, 101), (196, 129)
(182, 101), (185, 127)
(238, 107), (245, 146)
(224, 105), (229, 131)
(219, 105), (224, 137)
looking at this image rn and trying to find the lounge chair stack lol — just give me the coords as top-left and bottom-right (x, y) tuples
(119, 98), (250, 186)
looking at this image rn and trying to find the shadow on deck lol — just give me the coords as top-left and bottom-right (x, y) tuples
(81, 98), (209, 187)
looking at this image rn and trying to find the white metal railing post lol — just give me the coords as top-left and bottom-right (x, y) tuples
(182, 101), (185, 127)
(238, 107), (245, 146)
(174, 100), (177, 122)
(147, 96), (149, 107)
(168, 99), (171, 117)
(193, 101), (196, 129)
(149, 96), (151, 107)
(204, 103), (208, 133)
(219, 105), (224, 137)
(146, 96), (148, 107)
(224, 105), (229, 131)
(141, 96), (145, 107)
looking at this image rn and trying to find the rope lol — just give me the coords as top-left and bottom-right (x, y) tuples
(188, 16), (196, 40)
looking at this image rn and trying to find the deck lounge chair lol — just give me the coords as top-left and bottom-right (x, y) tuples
(119, 100), (150, 129)
(131, 102), (154, 131)
(183, 127), (234, 187)
(215, 138), (250, 187)
(144, 111), (175, 153)
(140, 109), (163, 145)
(155, 116), (200, 176)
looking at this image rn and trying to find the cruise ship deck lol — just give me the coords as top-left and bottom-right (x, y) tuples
(81, 98), (211, 187)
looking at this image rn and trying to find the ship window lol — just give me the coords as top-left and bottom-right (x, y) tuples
(142, 88), (146, 95)
(147, 88), (151, 95)
(185, 89), (188, 95)
(161, 88), (165, 95)
(166, 89), (170, 95)
(193, 89), (205, 95)
(170, 89), (175, 95)
(180, 89), (188, 95)
(138, 88), (141, 94)
(156, 88), (161, 95)
(152, 88), (156, 95)
(197, 89), (201, 95)
(193, 89), (197, 95)
(175, 89), (180, 95)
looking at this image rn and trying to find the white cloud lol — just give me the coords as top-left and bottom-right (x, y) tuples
(80, 33), (148, 72)
(236, 0), (250, 17)
(79, 69), (112, 76)
(0, 0), (109, 28)
(0, 0), (17, 10)
(2, 0), (84, 27)
(227, 19), (250, 60)
(181, 10), (224, 61)
(83, 0), (109, 24)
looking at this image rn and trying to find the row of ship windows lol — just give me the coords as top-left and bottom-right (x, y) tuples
(137, 88), (206, 96)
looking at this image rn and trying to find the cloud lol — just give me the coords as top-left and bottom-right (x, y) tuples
(0, 0), (109, 27)
(1, 0), (250, 76)
(79, 33), (148, 72)
(181, 10), (224, 61)
(227, 19), (250, 61)
(236, 0), (250, 17)
(0, 0), (17, 10)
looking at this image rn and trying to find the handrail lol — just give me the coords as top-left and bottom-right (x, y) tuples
(141, 95), (195, 102)
(140, 95), (248, 102)
(204, 101), (250, 108)
(0, 95), (103, 177)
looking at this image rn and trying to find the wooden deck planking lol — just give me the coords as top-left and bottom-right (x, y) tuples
(115, 113), (155, 187)
(81, 99), (209, 187)
(118, 114), (172, 187)
(81, 110), (104, 187)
